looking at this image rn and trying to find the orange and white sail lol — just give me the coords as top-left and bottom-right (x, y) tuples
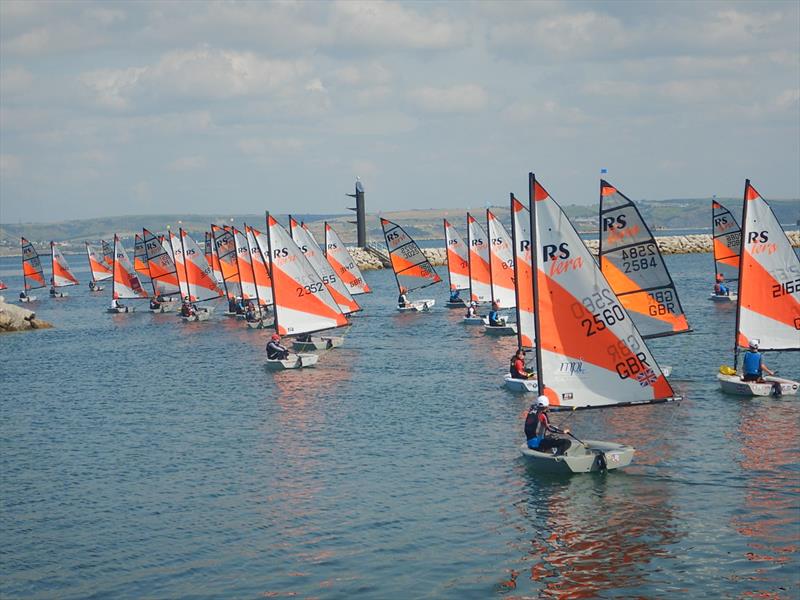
(380, 217), (442, 294)
(177, 229), (223, 302)
(205, 231), (223, 285)
(112, 235), (148, 299)
(530, 174), (674, 409)
(511, 194), (535, 349)
(443, 219), (470, 293)
(260, 214), (348, 336)
(21, 237), (46, 291)
(324, 222), (371, 295)
(290, 217), (360, 314)
(735, 180), (800, 352)
(599, 180), (690, 339)
(168, 231), (191, 299)
(132, 234), (151, 283)
(245, 224), (273, 307)
(143, 228), (181, 297)
(211, 225), (241, 299)
(467, 213), (492, 303)
(233, 227), (258, 302)
(712, 199), (741, 282)
(487, 209), (516, 309)
(50, 242), (79, 288)
(85, 242), (113, 282)
(101, 240), (114, 268)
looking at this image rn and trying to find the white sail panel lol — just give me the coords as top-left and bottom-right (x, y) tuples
(324, 223), (371, 295)
(487, 210), (516, 309)
(246, 225), (274, 307)
(263, 215), (348, 336)
(143, 228), (181, 297)
(736, 181), (800, 351)
(512, 195), (535, 349)
(21, 237), (46, 290)
(85, 242), (112, 282)
(712, 200), (741, 282)
(180, 229), (223, 302)
(467, 214), (492, 303)
(51, 242), (79, 287)
(599, 180), (690, 338)
(112, 235), (147, 299)
(443, 219), (470, 292)
(380, 218), (442, 294)
(530, 174), (674, 409)
(291, 218), (360, 314)
(233, 228), (258, 301)
(205, 232), (224, 285)
(211, 225), (241, 299)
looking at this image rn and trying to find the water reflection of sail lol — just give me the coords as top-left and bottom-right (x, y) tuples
(514, 473), (679, 597)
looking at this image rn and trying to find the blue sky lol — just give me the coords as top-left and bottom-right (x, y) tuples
(1, 0), (798, 222)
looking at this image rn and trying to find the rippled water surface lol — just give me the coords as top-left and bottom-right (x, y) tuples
(2, 252), (798, 599)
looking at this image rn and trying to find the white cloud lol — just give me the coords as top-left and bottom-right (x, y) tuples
(407, 84), (488, 114)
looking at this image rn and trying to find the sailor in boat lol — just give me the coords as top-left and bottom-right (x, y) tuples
(488, 301), (503, 326)
(110, 298), (126, 311)
(244, 301), (258, 323)
(89, 280), (98, 291)
(180, 296), (197, 317)
(524, 396), (571, 455)
(235, 296), (246, 315)
(714, 273), (730, 296)
(742, 340), (775, 383)
(19, 290), (28, 301)
(227, 296), (238, 314)
(267, 334), (290, 360)
(398, 287), (409, 308)
(49, 284), (57, 296)
(449, 288), (462, 303)
(510, 349), (536, 380)
(149, 296), (162, 310)
(465, 301), (478, 318)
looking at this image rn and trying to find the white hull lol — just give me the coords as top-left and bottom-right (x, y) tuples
(462, 316), (487, 325)
(292, 336), (344, 351)
(265, 353), (319, 370)
(50, 291), (69, 298)
(89, 286), (104, 292)
(245, 319), (273, 329)
(19, 296), (38, 303)
(709, 293), (737, 303)
(504, 374), (538, 393)
(107, 306), (135, 313)
(149, 303), (178, 313)
(717, 373), (799, 397)
(180, 309), (211, 322)
(445, 300), (467, 309)
(520, 440), (635, 474)
(397, 299), (435, 312)
(484, 323), (517, 336)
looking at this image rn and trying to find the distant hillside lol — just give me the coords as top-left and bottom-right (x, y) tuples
(1, 198), (797, 256)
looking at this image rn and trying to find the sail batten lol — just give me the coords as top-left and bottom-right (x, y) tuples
(324, 223), (371, 295)
(380, 218), (442, 294)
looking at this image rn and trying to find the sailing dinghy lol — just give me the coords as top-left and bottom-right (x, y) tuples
(258, 214), (349, 369)
(0, 279), (7, 290)
(718, 180), (799, 397)
(484, 209), (517, 336)
(290, 217), (357, 346)
(381, 218), (441, 311)
(85, 241), (111, 291)
(170, 229), (223, 322)
(20, 237), (45, 302)
(443, 219), (469, 308)
(108, 235), (148, 312)
(50, 242), (79, 297)
(504, 193), (539, 393)
(710, 199), (740, 302)
(520, 174), (677, 473)
(324, 222), (371, 296)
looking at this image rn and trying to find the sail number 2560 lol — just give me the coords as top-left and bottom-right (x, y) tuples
(571, 290), (626, 337)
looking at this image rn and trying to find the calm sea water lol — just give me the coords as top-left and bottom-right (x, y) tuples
(1, 252), (798, 599)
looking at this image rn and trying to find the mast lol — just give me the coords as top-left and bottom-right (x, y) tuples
(244, 223), (263, 308)
(466, 213), (474, 302)
(264, 212), (280, 336)
(733, 180), (749, 371)
(486, 209), (495, 305)
(443, 219), (451, 292)
(529, 174), (545, 389)
(511, 193), (523, 349)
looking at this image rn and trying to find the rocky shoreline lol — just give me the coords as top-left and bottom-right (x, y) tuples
(0, 296), (54, 333)
(349, 231), (800, 270)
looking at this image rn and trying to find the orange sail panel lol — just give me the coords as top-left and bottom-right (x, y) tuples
(211, 225), (241, 299)
(487, 209), (516, 309)
(21, 237), (46, 290)
(511, 195), (535, 349)
(290, 218), (360, 314)
(262, 214), (348, 336)
(51, 242), (79, 287)
(112, 235), (147, 299)
(143, 228), (181, 297)
(712, 199), (741, 282)
(179, 229), (223, 302)
(133, 234), (151, 282)
(380, 218), (442, 294)
(467, 213), (491, 303)
(443, 219), (470, 292)
(530, 174), (674, 409)
(736, 180), (800, 351)
(324, 222), (371, 295)
(598, 180), (690, 339)
(85, 242), (112, 282)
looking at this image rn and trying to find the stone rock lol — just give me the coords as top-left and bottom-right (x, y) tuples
(0, 296), (54, 333)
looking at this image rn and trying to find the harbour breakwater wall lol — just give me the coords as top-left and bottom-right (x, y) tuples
(0, 296), (54, 333)
(349, 231), (800, 271)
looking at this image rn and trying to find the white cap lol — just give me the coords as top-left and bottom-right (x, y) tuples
(536, 395), (549, 408)
(749, 340), (759, 349)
